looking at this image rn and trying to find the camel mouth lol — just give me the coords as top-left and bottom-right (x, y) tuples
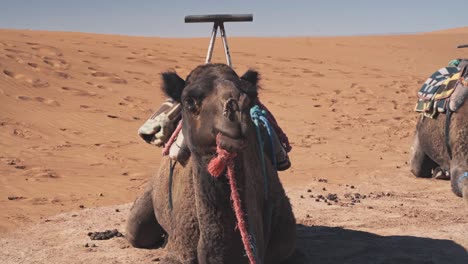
(216, 132), (246, 153)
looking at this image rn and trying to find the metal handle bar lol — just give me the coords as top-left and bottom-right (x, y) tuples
(185, 14), (253, 23)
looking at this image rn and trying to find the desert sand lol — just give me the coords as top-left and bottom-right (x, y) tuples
(0, 28), (467, 263)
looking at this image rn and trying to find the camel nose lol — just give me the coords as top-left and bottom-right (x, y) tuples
(223, 98), (239, 121)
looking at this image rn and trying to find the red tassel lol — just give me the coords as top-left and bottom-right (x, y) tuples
(207, 135), (236, 177)
(207, 155), (226, 177)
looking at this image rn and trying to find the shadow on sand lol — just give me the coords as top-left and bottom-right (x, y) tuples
(295, 224), (467, 264)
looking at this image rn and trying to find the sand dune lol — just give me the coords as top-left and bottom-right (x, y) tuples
(0, 29), (467, 262)
(426, 26), (468, 35)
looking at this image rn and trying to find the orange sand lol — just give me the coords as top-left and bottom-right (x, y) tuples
(0, 28), (467, 260)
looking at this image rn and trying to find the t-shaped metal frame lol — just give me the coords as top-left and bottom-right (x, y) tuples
(185, 14), (253, 68)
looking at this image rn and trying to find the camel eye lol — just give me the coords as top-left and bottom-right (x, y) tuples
(184, 97), (197, 113)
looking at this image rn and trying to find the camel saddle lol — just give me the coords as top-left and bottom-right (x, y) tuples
(415, 59), (468, 118)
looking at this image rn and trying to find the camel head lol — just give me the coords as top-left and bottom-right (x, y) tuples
(161, 63), (259, 156)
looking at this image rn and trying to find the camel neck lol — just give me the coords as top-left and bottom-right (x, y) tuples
(190, 138), (266, 262)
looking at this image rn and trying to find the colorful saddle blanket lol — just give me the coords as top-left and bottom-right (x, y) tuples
(415, 61), (468, 118)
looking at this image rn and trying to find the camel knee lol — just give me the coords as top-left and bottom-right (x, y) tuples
(125, 231), (145, 249)
(126, 208), (165, 248)
(410, 151), (437, 178)
(409, 135), (438, 178)
(126, 188), (166, 248)
(126, 208), (166, 248)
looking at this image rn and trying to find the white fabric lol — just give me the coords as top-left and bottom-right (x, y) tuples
(169, 132), (184, 160)
(138, 113), (174, 147)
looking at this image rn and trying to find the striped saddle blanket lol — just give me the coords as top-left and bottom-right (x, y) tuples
(415, 60), (468, 118)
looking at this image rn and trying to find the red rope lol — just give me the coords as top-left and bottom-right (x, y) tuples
(256, 99), (292, 153)
(162, 120), (183, 156)
(207, 134), (258, 264)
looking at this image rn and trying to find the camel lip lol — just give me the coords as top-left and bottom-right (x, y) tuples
(216, 132), (246, 152)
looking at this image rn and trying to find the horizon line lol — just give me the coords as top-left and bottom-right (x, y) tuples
(1, 26), (467, 39)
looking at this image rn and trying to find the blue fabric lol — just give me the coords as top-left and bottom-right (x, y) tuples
(459, 172), (468, 186)
(249, 105), (278, 264)
(250, 105), (277, 200)
(448, 59), (460, 67)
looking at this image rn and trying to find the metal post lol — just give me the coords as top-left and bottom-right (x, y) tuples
(205, 22), (219, 64)
(219, 23), (232, 67)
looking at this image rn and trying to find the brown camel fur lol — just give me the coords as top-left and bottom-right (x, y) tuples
(126, 64), (299, 263)
(410, 90), (468, 202)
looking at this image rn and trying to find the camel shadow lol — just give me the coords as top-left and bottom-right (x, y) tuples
(295, 224), (467, 264)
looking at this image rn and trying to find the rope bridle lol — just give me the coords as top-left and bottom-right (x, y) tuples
(162, 101), (288, 264)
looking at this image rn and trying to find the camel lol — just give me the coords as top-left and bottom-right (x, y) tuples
(126, 64), (299, 263)
(410, 75), (468, 202)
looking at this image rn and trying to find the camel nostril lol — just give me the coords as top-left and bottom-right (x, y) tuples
(223, 109), (235, 121)
(223, 98), (239, 121)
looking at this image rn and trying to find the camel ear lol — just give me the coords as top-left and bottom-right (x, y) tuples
(240, 70), (259, 86)
(161, 72), (185, 102)
(239, 70), (259, 98)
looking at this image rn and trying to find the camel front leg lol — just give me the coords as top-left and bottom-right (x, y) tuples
(409, 132), (438, 178)
(126, 184), (166, 248)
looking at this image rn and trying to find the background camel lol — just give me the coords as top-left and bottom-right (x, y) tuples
(410, 77), (468, 202)
(126, 64), (298, 263)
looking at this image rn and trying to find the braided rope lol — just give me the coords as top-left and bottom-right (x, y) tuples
(162, 120), (183, 156)
(208, 134), (259, 264)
